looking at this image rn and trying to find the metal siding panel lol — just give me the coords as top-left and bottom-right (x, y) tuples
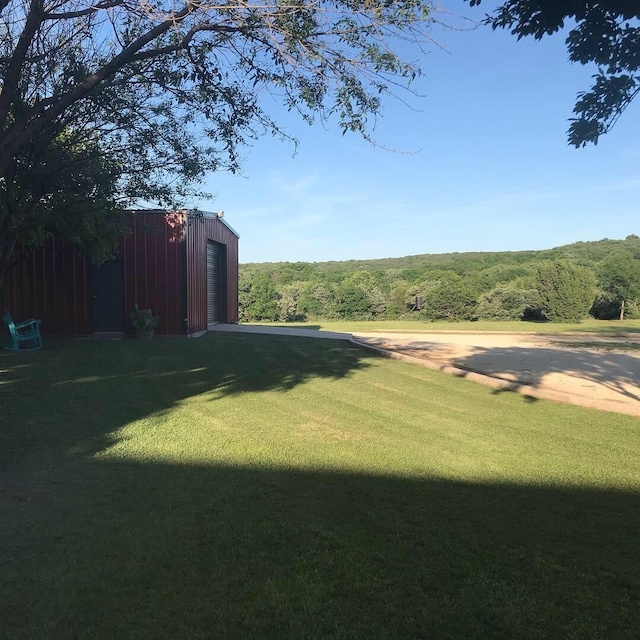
(3, 238), (92, 335)
(122, 211), (186, 335)
(186, 216), (204, 334)
(206, 242), (221, 324)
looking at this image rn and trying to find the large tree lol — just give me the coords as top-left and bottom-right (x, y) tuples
(467, 0), (640, 146)
(0, 0), (438, 290)
(598, 249), (640, 320)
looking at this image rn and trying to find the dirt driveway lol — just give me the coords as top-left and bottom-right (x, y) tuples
(352, 331), (640, 417)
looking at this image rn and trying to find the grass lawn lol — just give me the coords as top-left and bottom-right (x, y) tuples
(255, 318), (640, 334)
(2, 333), (639, 639)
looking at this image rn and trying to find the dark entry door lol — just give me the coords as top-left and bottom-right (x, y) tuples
(91, 261), (124, 332)
(207, 242), (222, 324)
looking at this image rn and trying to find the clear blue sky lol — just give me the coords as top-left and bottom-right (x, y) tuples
(195, 1), (640, 264)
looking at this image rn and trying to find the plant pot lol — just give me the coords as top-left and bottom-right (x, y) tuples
(136, 329), (155, 340)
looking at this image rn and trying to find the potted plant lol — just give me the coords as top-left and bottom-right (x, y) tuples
(130, 305), (159, 340)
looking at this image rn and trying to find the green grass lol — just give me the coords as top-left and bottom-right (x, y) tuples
(550, 340), (640, 351)
(254, 318), (640, 334)
(2, 334), (639, 639)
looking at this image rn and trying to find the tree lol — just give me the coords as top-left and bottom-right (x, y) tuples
(420, 272), (480, 321)
(297, 282), (336, 319)
(238, 270), (278, 321)
(467, 1), (640, 146)
(0, 0), (438, 290)
(475, 284), (540, 321)
(535, 260), (596, 322)
(598, 250), (640, 320)
(277, 283), (304, 322)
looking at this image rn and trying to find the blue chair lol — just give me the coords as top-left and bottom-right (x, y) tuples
(3, 311), (43, 350)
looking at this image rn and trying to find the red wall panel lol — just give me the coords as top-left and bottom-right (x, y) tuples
(121, 211), (186, 335)
(3, 237), (91, 334)
(186, 214), (239, 334)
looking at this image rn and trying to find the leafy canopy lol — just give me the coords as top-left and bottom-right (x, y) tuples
(0, 0), (439, 180)
(467, 0), (640, 146)
(0, 0), (438, 282)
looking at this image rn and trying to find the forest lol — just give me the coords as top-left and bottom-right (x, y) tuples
(239, 235), (640, 324)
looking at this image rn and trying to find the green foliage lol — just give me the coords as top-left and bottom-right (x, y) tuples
(536, 260), (597, 323)
(387, 280), (413, 318)
(297, 282), (335, 319)
(335, 282), (374, 320)
(129, 305), (160, 331)
(276, 283), (305, 322)
(420, 273), (480, 321)
(0, 134), (130, 287)
(239, 236), (640, 324)
(598, 250), (640, 319)
(476, 285), (540, 321)
(477, 263), (535, 290)
(467, 0), (640, 146)
(239, 271), (279, 322)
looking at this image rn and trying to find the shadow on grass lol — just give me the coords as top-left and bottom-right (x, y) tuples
(0, 332), (374, 468)
(2, 461), (639, 639)
(453, 346), (640, 402)
(3, 333), (640, 638)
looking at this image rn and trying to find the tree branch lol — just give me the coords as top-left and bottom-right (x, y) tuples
(0, 1), (203, 170)
(45, 0), (124, 20)
(0, 0), (44, 130)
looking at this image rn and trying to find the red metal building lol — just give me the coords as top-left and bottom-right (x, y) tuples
(3, 210), (239, 337)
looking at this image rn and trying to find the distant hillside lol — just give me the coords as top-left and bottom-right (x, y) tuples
(239, 235), (640, 324)
(242, 235), (640, 274)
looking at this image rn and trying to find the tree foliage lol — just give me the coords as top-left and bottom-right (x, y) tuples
(0, 0), (439, 288)
(419, 272), (479, 321)
(597, 249), (640, 319)
(239, 270), (278, 321)
(467, 0), (640, 146)
(535, 260), (596, 322)
(475, 284), (540, 321)
(239, 236), (640, 324)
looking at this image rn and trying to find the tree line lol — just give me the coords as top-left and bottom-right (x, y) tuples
(239, 236), (640, 323)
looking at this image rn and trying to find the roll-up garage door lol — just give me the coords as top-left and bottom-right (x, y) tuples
(207, 242), (221, 324)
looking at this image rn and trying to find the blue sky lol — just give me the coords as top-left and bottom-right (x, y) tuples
(196, 1), (640, 264)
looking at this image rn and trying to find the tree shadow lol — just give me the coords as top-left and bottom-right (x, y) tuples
(0, 332), (374, 468)
(2, 461), (639, 639)
(452, 346), (640, 402)
(3, 333), (639, 637)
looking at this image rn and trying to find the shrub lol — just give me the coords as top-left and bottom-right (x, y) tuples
(476, 286), (540, 321)
(535, 260), (596, 322)
(420, 274), (479, 321)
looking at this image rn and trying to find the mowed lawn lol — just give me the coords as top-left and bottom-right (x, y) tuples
(1, 333), (639, 639)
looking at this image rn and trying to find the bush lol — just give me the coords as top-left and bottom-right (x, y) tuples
(535, 260), (596, 322)
(420, 274), (480, 321)
(476, 286), (540, 321)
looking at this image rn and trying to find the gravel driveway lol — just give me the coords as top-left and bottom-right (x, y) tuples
(352, 331), (640, 416)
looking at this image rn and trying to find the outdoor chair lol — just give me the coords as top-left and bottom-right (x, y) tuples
(3, 311), (43, 350)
